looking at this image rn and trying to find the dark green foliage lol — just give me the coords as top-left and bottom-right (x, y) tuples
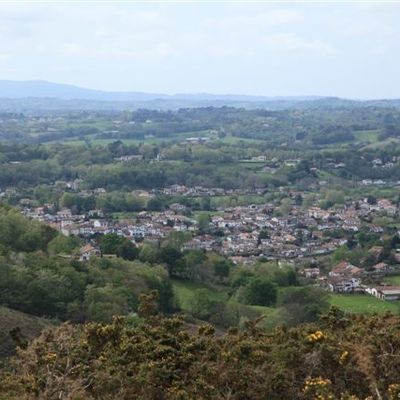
(312, 127), (355, 145)
(147, 195), (167, 211)
(278, 286), (330, 325)
(0, 207), (174, 322)
(213, 259), (231, 279)
(99, 233), (139, 260)
(188, 288), (223, 320)
(0, 206), (57, 253)
(243, 277), (278, 306)
(158, 245), (184, 278)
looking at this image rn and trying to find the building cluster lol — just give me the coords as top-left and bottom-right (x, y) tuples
(159, 184), (264, 197)
(20, 194), (399, 265)
(304, 260), (400, 301)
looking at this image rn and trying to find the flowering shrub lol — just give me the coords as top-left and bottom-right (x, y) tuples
(307, 330), (327, 343)
(304, 377), (334, 400)
(2, 308), (400, 399)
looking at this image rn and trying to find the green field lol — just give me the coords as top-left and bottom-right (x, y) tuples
(249, 304), (275, 316)
(330, 294), (400, 314)
(211, 194), (267, 208)
(58, 129), (214, 146)
(354, 130), (379, 143)
(172, 280), (228, 311)
(384, 275), (400, 285)
(363, 137), (400, 150)
(217, 135), (266, 145)
(173, 281), (400, 318)
(172, 280), (275, 318)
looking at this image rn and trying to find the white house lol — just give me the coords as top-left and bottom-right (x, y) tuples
(368, 286), (400, 301)
(328, 276), (361, 293)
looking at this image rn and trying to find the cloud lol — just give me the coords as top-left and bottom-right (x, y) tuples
(205, 8), (303, 31)
(0, 52), (11, 61)
(336, 18), (397, 38)
(262, 33), (335, 55)
(0, 2), (398, 97)
(203, 8), (305, 44)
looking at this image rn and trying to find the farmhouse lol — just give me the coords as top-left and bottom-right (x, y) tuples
(303, 268), (320, 279)
(371, 286), (400, 301)
(327, 276), (361, 293)
(329, 261), (363, 278)
(372, 262), (389, 274)
(79, 244), (101, 261)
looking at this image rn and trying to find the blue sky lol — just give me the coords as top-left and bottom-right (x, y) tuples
(0, 1), (400, 98)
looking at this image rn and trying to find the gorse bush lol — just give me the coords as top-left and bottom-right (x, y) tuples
(3, 305), (400, 400)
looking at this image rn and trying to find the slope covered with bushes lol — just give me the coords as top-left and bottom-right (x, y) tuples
(2, 297), (400, 400)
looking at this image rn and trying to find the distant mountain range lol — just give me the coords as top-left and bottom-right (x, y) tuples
(0, 80), (399, 112)
(0, 80), (323, 102)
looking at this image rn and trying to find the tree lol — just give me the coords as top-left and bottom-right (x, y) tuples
(278, 198), (292, 216)
(243, 277), (277, 306)
(257, 229), (269, 245)
(278, 286), (330, 325)
(294, 194), (303, 206)
(188, 289), (223, 320)
(183, 249), (206, 280)
(99, 234), (138, 261)
(165, 231), (192, 249)
(213, 259), (231, 280)
(367, 195), (377, 205)
(139, 244), (159, 264)
(83, 284), (136, 322)
(200, 197), (211, 211)
(159, 245), (183, 277)
(99, 234), (123, 254)
(117, 240), (139, 261)
(197, 212), (211, 234)
(147, 196), (167, 211)
(322, 190), (345, 209)
(231, 269), (254, 289)
(48, 235), (81, 255)
(137, 290), (159, 318)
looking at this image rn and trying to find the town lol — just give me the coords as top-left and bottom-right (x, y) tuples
(11, 180), (400, 302)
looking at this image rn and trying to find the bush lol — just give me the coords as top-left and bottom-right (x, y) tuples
(242, 277), (277, 306)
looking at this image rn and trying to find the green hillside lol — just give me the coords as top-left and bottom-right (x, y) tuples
(0, 306), (52, 358)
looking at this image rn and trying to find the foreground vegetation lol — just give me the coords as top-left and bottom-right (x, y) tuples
(0, 306), (51, 359)
(2, 297), (400, 400)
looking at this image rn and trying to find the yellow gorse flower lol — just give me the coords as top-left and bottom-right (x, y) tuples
(304, 377), (334, 400)
(304, 377), (331, 388)
(339, 350), (349, 364)
(306, 330), (327, 343)
(43, 352), (57, 363)
(388, 383), (400, 398)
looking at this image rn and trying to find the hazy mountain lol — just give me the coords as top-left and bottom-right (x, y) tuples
(0, 80), (322, 102)
(0, 80), (168, 101)
(0, 80), (399, 112)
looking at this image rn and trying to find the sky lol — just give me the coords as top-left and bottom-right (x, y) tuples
(0, 1), (400, 99)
